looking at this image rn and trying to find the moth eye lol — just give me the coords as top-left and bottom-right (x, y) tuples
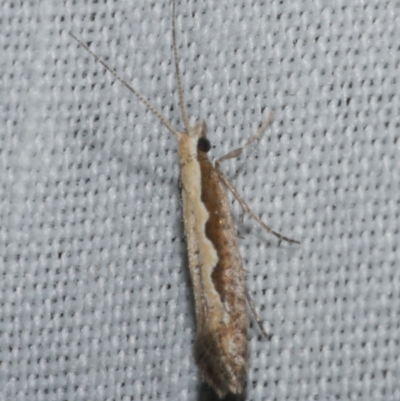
(197, 137), (211, 153)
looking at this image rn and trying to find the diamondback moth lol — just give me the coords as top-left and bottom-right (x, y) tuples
(70, 0), (299, 397)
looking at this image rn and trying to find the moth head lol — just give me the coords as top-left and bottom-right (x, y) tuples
(177, 121), (210, 161)
(193, 121), (211, 153)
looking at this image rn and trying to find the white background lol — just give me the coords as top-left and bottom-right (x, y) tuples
(1, 0), (399, 400)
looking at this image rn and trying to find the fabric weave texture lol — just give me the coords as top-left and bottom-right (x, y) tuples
(1, 0), (399, 400)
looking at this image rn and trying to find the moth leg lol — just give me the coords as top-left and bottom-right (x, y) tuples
(216, 111), (275, 164)
(216, 112), (274, 225)
(246, 287), (272, 340)
(215, 167), (299, 244)
(215, 111), (299, 244)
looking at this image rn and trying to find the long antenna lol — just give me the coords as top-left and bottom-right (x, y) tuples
(172, 0), (191, 134)
(69, 32), (180, 139)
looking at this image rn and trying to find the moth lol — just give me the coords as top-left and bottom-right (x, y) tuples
(70, 0), (298, 397)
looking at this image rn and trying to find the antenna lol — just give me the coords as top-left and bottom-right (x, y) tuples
(172, 0), (191, 134)
(69, 32), (180, 140)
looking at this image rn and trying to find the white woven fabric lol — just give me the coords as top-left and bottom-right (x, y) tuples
(1, 0), (399, 400)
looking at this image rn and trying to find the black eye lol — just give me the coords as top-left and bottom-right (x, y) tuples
(197, 137), (211, 153)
